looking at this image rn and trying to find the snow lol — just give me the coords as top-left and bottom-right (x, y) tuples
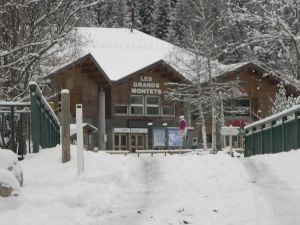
(0, 149), (23, 186)
(245, 103), (300, 130)
(61, 89), (69, 94)
(0, 170), (20, 191)
(0, 150), (22, 194)
(70, 123), (98, 136)
(1, 147), (300, 225)
(78, 27), (176, 81)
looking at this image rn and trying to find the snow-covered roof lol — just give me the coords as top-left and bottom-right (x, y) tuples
(77, 27), (177, 81)
(47, 27), (283, 85)
(70, 123), (98, 137)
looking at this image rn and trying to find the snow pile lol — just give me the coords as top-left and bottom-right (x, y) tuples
(0, 146), (300, 225)
(0, 170), (20, 192)
(0, 149), (22, 197)
(0, 149), (23, 186)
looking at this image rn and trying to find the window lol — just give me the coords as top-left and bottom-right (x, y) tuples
(131, 95), (144, 115)
(162, 106), (175, 116)
(224, 98), (250, 117)
(115, 105), (128, 115)
(146, 96), (159, 115)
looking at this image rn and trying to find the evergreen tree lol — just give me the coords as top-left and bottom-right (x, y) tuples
(168, 0), (191, 46)
(93, 0), (129, 28)
(154, 0), (171, 40)
(138, 0), (155, 34)
(272, 83), (300, 114)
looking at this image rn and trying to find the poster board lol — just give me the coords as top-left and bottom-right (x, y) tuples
(153, 128), (165, 147)
(168, 127), (183, 147)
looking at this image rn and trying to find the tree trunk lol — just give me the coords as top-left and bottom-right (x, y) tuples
(199, 105), (208, 151)
(208, 58), (217, 153)
(294, 40), (300, 80)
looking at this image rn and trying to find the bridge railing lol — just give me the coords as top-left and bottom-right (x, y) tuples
(244, 105), (300, 157)
(29, 82), (60, 153)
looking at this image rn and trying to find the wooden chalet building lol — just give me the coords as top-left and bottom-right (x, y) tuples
(46, 27), (297, 150)
(47, 28), (194, 151)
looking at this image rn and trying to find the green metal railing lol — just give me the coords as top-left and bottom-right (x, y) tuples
(0, 102), (31, 157)
(29, 82), (60, 153)
(244, 106), (300, 157)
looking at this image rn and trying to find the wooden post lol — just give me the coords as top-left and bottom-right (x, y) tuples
(61, 89), (70, 163)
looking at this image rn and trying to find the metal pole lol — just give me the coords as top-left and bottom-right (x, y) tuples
(10, 106), (15, 151)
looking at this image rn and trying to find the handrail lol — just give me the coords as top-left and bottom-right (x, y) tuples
(245, 104), (300, 130)
(29, 82), (60, 126)
(244, 104), (300, 157)
(29, 82), (60, 153)
(0, 102), (31, 107)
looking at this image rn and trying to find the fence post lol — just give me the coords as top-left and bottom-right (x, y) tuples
(10, 106), (15, 151)
(29, 83), (41, 153)
(61, 89), (70, 163)
(282, 116), (287, 151)
(261, 124), (265, 154)
(251, 127), (256, 156)
(271, 120), (276, 153)
(295, 112), (299, 149)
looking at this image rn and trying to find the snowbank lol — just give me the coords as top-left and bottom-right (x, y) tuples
(0, 150), (22, 197)
(0, 146), (299, 225)
(0, 170), (20, 191)
(0, 149), (23, 186)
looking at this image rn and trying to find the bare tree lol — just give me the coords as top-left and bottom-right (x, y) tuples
(167, 0), (238, 152)
(0, 0), (101, 100)
(228, 0), (300, 81)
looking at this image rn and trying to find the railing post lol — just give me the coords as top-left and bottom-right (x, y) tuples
(282, 116), (287, 151)
(271, 121), (276, 153)
(295, 112), (300, 149)
(261, 124), (265, 154)
(29, 83), (41, 153)
(252, 127), (256, 156)
(10, 106), (15, 151)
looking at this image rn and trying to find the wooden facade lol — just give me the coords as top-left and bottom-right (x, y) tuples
(201, 63), (298, 147)
(48, 56), (297, 150)
(48, 55), (192, 151)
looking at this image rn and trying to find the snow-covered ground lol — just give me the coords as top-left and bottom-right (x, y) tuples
(1, 146), (300, 225)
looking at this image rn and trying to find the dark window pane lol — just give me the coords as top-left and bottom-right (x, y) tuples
(131, 96), (143, 104)
(162, 106), (175, 115)
(138, 135), (143, 146)
(147, 96), (159, 105)
(147, 106), (159, 115)
(121, 135), (127, 146)
(131, 106), (144, 115)
(234, 99), (250, 107)
(114, 135), (119, 145)
(115, 105), (128, 114)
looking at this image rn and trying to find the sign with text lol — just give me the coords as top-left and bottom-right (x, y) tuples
(131, 76), (162, 95)
(221, 126), (240, 136)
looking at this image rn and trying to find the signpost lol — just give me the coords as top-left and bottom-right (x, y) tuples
(179, 117), (187, 148)
(221, 126), (240, 156)
(76, 104), (84, 175)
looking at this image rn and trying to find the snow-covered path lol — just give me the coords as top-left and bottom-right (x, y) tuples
(1, 147), (300, 225)
(242, 156), (300, 225)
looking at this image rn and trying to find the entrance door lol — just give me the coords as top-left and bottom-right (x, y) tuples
(114, 134), (128, 150)
(130, 134), (144, 152)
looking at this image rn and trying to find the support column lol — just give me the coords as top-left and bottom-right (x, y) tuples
(98, 88), (106, 150)
(184, 101), (192, 127)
